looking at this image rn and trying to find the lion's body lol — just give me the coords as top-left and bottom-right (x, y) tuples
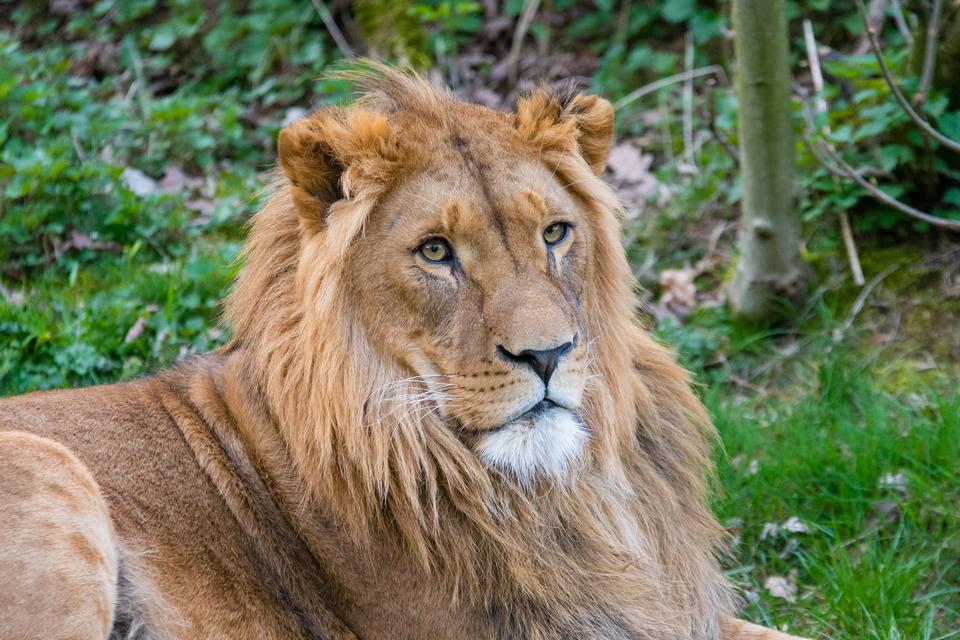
(0, 66), (808, 640)
(0, 363), (485, 639)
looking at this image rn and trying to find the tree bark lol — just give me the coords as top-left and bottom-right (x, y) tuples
(727, 0), (806, 321)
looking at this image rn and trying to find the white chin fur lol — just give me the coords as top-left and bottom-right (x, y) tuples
(475, 408), (588, 485)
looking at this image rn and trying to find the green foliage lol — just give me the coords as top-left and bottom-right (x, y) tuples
(800, 52), (960, 233)
(409, 1), (484, 62)
(0, 245), (238, 395)
(0, 36), (257, 273)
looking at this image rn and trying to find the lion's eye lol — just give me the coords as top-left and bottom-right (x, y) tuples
(418, 239), (452, 263)
(543, 222), (569, 246)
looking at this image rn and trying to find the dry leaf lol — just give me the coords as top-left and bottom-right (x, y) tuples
(121, 167), (159, 197)
(782, 517), (808, 534)
(760, 522), (779, 541)
(658, 266), (698, 318)
(124, 305), (160, 343)
(124, 317), (148, 344)
(186, 198), (216, 216)
(159, 164), (202, 195)
(878, 471), (908, 494)
(0, 284), (25, 306)
(764, 573), (797, 603)
(607, 143), (652, 184)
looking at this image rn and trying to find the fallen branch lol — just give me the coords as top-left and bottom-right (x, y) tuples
(839, 212), (866, 286)
(841, 264), (899, 335)
(855, 0), (960, 153)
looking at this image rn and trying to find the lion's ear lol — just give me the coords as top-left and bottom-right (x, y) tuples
(277, 107), (396, 230)
(516, 86), (615, 175)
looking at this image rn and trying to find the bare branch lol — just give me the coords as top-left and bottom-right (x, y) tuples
(855, 0), (960, 153)
(805, 20), (864, 284)
(841, 264), (899, 335)
(890, 0), (914, 47)
(507, 0), (542, 85)
(699, 98), (740, 167)
(854, 0), (889, 55)
(802, 20), (829, 126)
(538, 0), (554, 56)
(840, 212), (866, 285)
(310, 0), (354, 58)
(613, 66), (727, 111)
(682, 33), (696, 167)
(915, 0), (944, 106)
(800, 94), (960, 232)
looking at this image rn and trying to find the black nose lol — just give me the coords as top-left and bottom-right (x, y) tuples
(497, 339), (574, 386)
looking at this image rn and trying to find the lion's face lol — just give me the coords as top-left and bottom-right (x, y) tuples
(277, 77), (615, 484)
(351, 155), (593, 482)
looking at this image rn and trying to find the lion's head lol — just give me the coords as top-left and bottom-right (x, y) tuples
(278, 78), (615, 484)
(225, 64), (731, 636)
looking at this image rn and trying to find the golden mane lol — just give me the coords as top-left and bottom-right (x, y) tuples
(224, 66), (733, 637)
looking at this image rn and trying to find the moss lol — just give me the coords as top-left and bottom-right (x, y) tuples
(828, 246), (960, 386)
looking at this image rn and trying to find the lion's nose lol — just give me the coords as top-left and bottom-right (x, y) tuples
(497, 338), (575, 386)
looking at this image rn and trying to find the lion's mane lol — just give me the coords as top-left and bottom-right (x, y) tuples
(224, 67), (733, 638)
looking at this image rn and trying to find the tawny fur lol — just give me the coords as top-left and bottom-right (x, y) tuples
(0, 64), (809, 640)
(0, 432), (118, 639)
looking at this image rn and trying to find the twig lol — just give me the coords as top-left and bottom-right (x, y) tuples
(813, 138), (960, 230)
(700, 102), (740, 167)
(71, 131), (86, 163)
(122, 36), (151, 118)
(890, 0), (914, 47)
(855, 0), (960, 153)
(310, 0), (353, 58)
(806, 20), (863, 284)
(839, 212), (866, 286)
(799, 93), (960, 232)
(802, 19), (829, 129)
(854, 0), (889, 55)
(699, 80), (739, 166)
(915, 0), (943, 106)
(807, 133), (960, 231)
(728, 373), (768, 396)
(613, 65), (727, 111)
(682, 33), (696, 168)
(841, 264), (899, 335)
(507, 0), (542, 85)
(538, 0), (553, 56)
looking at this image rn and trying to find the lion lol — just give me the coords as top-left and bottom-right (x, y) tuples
(0, 65), (808, 640)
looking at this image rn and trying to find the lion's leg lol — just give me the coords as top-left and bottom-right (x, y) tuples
(0, 431), (119, 639)
(721, 617), (811, 640)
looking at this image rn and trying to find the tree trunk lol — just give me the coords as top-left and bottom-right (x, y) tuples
(727, 0), (806, 321)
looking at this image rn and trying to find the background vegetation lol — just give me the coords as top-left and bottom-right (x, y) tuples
(1, 1), (958, 637)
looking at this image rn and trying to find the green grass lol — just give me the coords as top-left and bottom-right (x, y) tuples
(712, 353), (960, 638)
(0, 244), (239, 394)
